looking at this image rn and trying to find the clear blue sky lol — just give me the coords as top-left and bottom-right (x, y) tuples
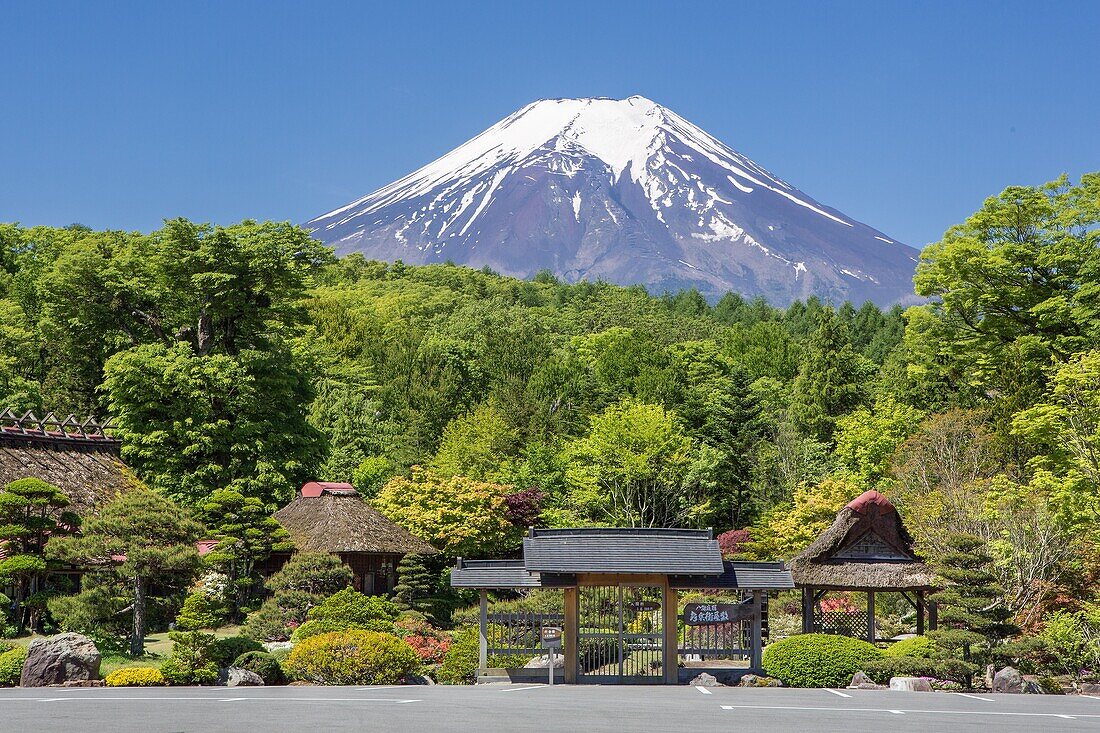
(2, 1), (1097, 249)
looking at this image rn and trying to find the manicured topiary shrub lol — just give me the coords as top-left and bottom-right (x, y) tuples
(104, 667), (167, 687)
(210, 635), (264, 667)
(0, 646), (27, 686)
(160, 631), (220, 685)
(232, 651), (285, 685)
(175, 591), (227, 631)
(884, 635), (940, 659)
(864, 656), (976, 685)
(290, 618), (392, 643)
(762, 633), (884, 688)
(283, 630), (420, 685)
(308, 588), (400, 627)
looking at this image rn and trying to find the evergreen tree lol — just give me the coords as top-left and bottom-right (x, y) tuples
(393, 553), (436, 617)
(790, 307), (873, 442)
(0, 478), (80, 632)
(47, 489), (203, 656)
(928, 534), (1018, 686)
(699, 367), (764, 528)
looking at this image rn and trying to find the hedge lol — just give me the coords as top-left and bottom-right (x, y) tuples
(232, 651), (286, 685)
(283, 630), (421, 685)
(105, 667), (167, 687)
(290, 618), (394, 644)
(883, 635), (941, 659)
(0, 646), (27, 687)
(762, 633), (884, 688)
(864, 656), (977, 685)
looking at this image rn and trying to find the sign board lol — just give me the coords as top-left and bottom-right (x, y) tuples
(540, 626), (562, 649)
(682, 601), (754, 626)
(629, 600), (661, 613)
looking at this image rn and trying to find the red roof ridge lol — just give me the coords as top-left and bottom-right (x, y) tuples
(300, 481), (358, 498)
(845, 489), (895, 514)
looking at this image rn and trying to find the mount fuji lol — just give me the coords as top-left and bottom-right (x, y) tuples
(305, 96), (919, 306)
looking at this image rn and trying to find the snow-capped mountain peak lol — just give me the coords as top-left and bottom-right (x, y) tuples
(307, 96), (918, 306)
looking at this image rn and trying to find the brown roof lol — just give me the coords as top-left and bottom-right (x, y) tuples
(0, 411), (137, 516)
(787, 490), (934, 591)
(274, 487), (437, 555)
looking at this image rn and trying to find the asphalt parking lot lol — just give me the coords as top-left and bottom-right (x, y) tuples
(1, 683), (1098, 733)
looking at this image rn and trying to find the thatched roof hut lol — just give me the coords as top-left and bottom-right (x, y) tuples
(0, 410), (136, 516)
(788, 490), (936, 640)
(272, 482), (436, 595)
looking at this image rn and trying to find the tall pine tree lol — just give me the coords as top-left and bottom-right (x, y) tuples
(790, 307), (872, 442)
(393, 554), (437, 619)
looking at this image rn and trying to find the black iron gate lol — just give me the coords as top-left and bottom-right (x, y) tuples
(577, 584), (664, 683)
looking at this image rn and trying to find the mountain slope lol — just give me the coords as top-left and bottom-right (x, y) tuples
(306, 96), (919, 305)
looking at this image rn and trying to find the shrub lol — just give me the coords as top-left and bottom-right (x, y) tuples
(160, 631), (220, 685)
(232, 651), (285, 685)
(0, 640), (13, 655)
(175, 591), (227, 631)
(436, 627), (479, 685)
(864, 656), (977, 685)
(209, 635), (264, 667)
(290, 618), (392, 643)
(394, 617), (451, 663)
(0, 646), (27, 686)
(1035, 610), (1100, 678)
(762, 633), (884, 688)
(884, 635), (941, 659)
(308, 588), (400, 626)
(283, 630), (421, 685)
(104, 667), (166, 687)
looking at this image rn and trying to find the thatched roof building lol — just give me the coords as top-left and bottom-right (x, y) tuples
(272, 481), (436, 595)
(788, 489), (936, 640)
(787, 489), (934, 590)
(0, 410), (136, 516)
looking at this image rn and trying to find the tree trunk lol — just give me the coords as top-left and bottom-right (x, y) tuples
(131, 576), (146, 657)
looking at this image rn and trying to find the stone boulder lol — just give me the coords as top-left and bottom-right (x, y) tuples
(20, 633), (101, 687)
(263, 641), (293, 654)
(218, 667), (265, 687)
(738, 674), (781, 688)
(848, 671), (886, 690)
(1079, 682), (1100, 696)
(523, 654), (564, 669)
(992, 666), (1023, 694)
(889, 676), (933, 692)
(689, 673), (722, 687)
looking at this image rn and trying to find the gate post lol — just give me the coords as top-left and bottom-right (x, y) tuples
(663, 586), (678, 684)
(750, 590), (763, 671)
(478, 589), (488, 678)
(563, 587), (578, 684)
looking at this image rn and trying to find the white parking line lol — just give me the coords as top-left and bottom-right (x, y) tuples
(822, 689), (851, 698)
(888, 710), (904, 715)
(719, 704), (1097, 720)
(952, 692), (993, 702)
(499, 685), (545, 693)
(695, 686), (712, 695)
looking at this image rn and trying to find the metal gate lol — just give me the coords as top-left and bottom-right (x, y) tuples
(577, 584), (664, 683)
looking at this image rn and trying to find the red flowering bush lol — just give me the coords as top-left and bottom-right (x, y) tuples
(405, 634), (451, 663)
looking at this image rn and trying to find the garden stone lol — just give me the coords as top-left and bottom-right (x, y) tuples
(405, 673), (435, 685)
(689, 673), (722, 687)
(20, 633), (101, 687)
(889, 676), (932, 692)
(848, 671), (886, 690)
(1022, 679), (1043, 694)
(1079, 683), (1100, 695)
(263, 641), (293, 654)
(218, 667), (265, 687)
(738, 674), (781, 687)
(992, 666), (1023, 694)
(524, 654), (564, 669)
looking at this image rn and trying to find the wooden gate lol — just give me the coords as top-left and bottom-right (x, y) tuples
(577, 584), (665, 683)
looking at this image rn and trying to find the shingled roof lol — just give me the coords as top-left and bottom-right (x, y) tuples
(787, 490), (934, 591)
(274, 483), (437, 555)
(0, 409), (136, 516)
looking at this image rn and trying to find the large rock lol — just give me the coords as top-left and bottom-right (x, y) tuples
(523, 654), (564, 669)
(992, 666), (1023, 694)
(689, 673), (722, 687)
(889, 676), (933, 692)
(1079, 682), (1100, 696)
(739, 674), (781, 688)
(218, 667), (264, 687)
(20, 633), (101, 687)
(848, 671), (886, 690)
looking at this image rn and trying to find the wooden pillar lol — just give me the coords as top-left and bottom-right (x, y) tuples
(866, 590), (876, 644)
(928, 599), (938, 631)
(801, 586), (813, 634)
(663, 585), (679, 685)
(750, 590), (763, 671)
(563, 587), (578, 684)
(478, 589), (488, 679)
(916, 590), (925, 636)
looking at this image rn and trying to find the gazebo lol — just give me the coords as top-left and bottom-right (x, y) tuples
(272, 481), (437, 595)
(787, 490), (936, 642)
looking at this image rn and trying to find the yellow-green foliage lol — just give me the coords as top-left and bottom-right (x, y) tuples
(762, 633), (884, 688)
(0, 646), (27, 686)
(283, 630), (420, 685)
(104, 667), (167, 687)
(884, 635), (941, 659)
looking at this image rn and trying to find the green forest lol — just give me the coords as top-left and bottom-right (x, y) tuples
(1, 173), (1099, 678)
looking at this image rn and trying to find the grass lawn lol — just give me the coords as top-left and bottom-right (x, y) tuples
(6, 625), (245, 675)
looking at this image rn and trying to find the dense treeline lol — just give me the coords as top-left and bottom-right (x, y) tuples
(1, 172), (1099, 635)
